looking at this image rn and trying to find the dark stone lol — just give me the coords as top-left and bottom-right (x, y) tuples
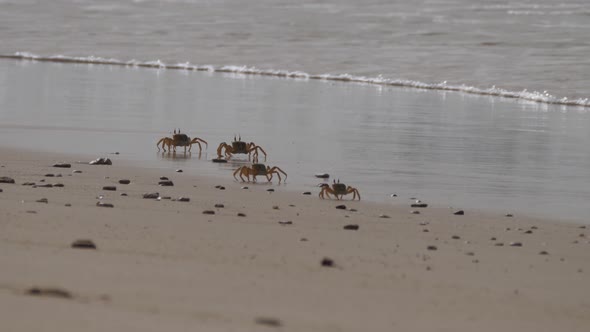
(143, 193), (160, 199)
(451, 235), (461, 240)
(176, 169), (183, 173)
(36, 198), (48, 203)
(411, 210), (420, 214)
(120, 193), (127, 196)
(0, 177), (15, 184)
(490, 237), (497, 241)
(427, 245), (438, 251)
(539, 251), (549, 255)
(215, 204), (225, 208)
(0, 188), (2, 192)
(65, 203), (71, 207)
(495, 242), (504, 246)
(177, 197), (190, 202)
(278, 221), (293, 225)
(53, 183), (64, 187)
(203, 210), (215, 215)
(96, 202), (114, 208)
(454, 210), (465, 215)
(52, 163), (72, 168)
(349, 208), (357, 212)
(237, 213), (246, 217)
(510, 242), (523, 247)
(315, 173), (330, 178)
(254, 317), (282, 327)
(158, 180), (174, 186)
(102, 186), (117, 191)
(302, 191), (311, 195)
(343, 224), (359, 230)
(45, 174), (55, 177)
(321, 258), (334, 267)
(160, 177), (169, 180)
(212, 158), (228, 163)
(411, 203), (428, 208)
(22, 182), (35, 186)
(335, 205), (346, 210)
(89, 157), (112, 165)
(524, 230), (533, 234)
(71, 239), (97, 249)
(218, 186), (226, 190)
(379, 214), (391, 218)
(34, 184), (53, 188)
(423, 229), (429, 233)
(267, 188), (275, 192)
(241, 186), (249, 189)
(119, 179), (131, 184)
(72, 170), (82, 174)
(27, 287), (72, 299)
(505, 214), (513, 217)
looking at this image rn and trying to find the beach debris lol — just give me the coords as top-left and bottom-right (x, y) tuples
(451, 235), (461, 239)
(71, 239), (97, 249)
(411, 210), (420, 214)
(119, 179), (131, 184)
(89, 157), (112, 165)
(52, 163), (71, 168)
(143, 193), (160, 199)
(215, 203), (225, 208)
(102, 186), (116, 191)
(278, 221), (293, 225)
(254, 317), (282, 327)
(0, 176), (15, 184)
(335, 204), (346, 210)
(379, 214), (391, 218)
(158, 180), (174, 186)
(321, 257), (334, 267)
(26, 287), (72, 299)
(237, 213), (246, 217)
(315, 173), (330, 178)
(510, 242), (523, 247)
(177, 197), (190, 202)
(427, 245), (438, 251)
(454, 210), (465, 215)
(72, 170), (82, 173)
(343, 224), (359, 230)
(176, 169), (183, 173)
(203, 210), (215, 215)
(36, 198), (48, 203)
(96, 202), (114, 208)
(267, 188), (275, 192)
(302, 191), (311, 195)
(539, 251), (549, 255)
(411, 203), (428, 208)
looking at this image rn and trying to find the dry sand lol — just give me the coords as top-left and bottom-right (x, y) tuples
(0, 147), (589, 331)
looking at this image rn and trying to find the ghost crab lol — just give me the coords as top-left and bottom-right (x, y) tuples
(233, 163), (287, 183)
(156, 129), (208, 153)
(319, 180), (361, 200)
(217, 135), (267, 162)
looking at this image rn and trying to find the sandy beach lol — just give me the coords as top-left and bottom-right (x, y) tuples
(1, 146), (588, 331)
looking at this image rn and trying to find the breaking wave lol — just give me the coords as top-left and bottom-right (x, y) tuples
(2, 52), (588, 108)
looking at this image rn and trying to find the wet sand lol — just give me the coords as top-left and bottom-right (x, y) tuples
(1, 147), (589, 331)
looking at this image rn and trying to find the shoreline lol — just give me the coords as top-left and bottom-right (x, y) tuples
(1, 146), (589, 331)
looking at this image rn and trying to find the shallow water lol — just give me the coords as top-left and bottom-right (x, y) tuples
(0, 0), (589, 104)
(1, 59), (589, 222)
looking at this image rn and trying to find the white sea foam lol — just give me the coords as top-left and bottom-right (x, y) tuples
(3, 52), (589, 108)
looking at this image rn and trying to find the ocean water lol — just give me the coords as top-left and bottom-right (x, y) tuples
(0, 0), (589, 222)
(0, 0), (589, 105)
(1, 59), (589, 223)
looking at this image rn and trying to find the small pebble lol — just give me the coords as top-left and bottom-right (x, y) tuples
(505, 214), (513, 217)
(44, 174), (55, 177)
(465, 252), (475, 256)
(33, 184), (53, 188)
(349, 208), (357, 212)
(175, 169), (183, 173)
(343, 224), (359, 230)
(422, 229), (429, 233)
(72, 170), (82, 174)
(314, 173), (329, 178)
(160, 177), (169, 180)
(524, 230), (533, 234)
(454, 210), (465, 215)
(490, 237), (497, 241)
(272, 205), (279, 210)
(71, 239), (97, 249)
(321, 258), (334, 267)
(26, 210), (37, 214)
(379, 214), (391, 219)
(52, 163), (71, 168)
(119, 179), (131, 184)
(495, 242), (504, 246)
(427, 245), (437, 251)
(510, 242), (523, 247)
(390, 194), (397, 197)
(267, 188), (274, 192)
(241, 186), (249, 190)
(102, 186), (116, 191)
(237, 213), (246, 217)
(451, 235), (461, 240)
(411, 210), (420, 214)
(120, 193), (127, 196)
(411, 203), (428, 208)
(177, 197), (190, 202)
(158, 180), (174, 186)
(215, 203), (224, 208)
(96, 202), (114, 208)
(65, 203), (71, 207)
(218, 186), (226, 190)
(36, 198), (48, 203)
(278, 221), (293, 225)
(203, 210), (215, 215)
(27, 287), (72, 299)
(300, 238), (308, 242)
(254, 317), (282, 327)
(539, 251), (549, 255)
(53, 183), (64, 187)
(302, 191), (311, 195)
(335, 205), (346, 210)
